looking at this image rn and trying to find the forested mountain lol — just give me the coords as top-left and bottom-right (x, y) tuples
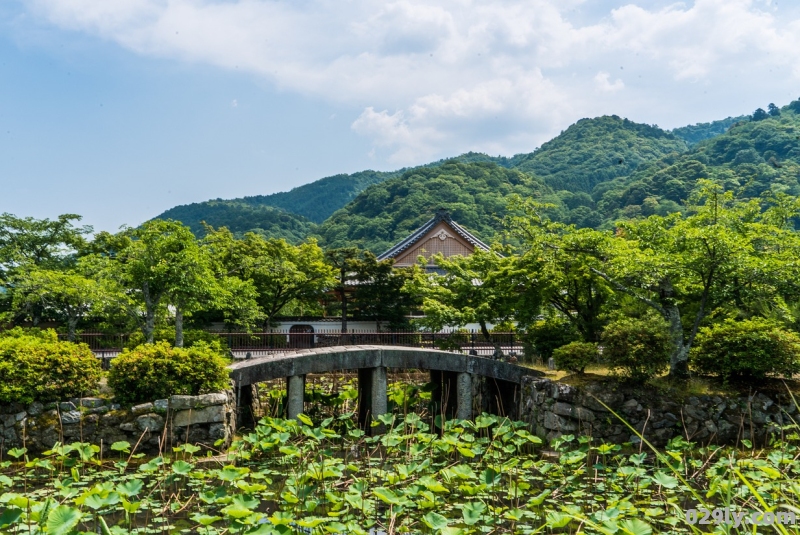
(315, 162), (551, 253)
(315, 116), (695, 250)
(151, 169), (400, 238)
(587, 100), (800, 225)
(155, 201), (315, 243)
(509, 115), (688, 192)
(151, 99), (800, 249)
(235, 169), (401, 223)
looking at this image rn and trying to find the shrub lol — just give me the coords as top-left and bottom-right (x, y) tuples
(0, 328), (101, 404)
(691, 318), (800, 380)
(601, 315), (671, 382)
(553, 342), (599, 374)
(521, 316), (580, 363)
(108, 341), (230, 405)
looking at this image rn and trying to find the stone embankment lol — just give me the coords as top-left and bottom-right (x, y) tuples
(520, 377), (796, 447)
(0, 389), (236, 455)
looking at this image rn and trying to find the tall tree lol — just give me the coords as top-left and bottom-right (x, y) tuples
(0, 213), (91, 277)
(351, 255), (417, 331)
(10, 266), (106, 340)
(406, 248), (541, 354)
(325, 247), (365, 336)
(507, 199), (611, 341)
(206, 228), (335, 328)
(0, 213), (92, 324)
(102, 220), (208, 343)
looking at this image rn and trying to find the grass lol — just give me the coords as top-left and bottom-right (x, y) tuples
(524, 358), (800, 400)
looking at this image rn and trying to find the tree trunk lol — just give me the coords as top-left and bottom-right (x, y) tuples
(67, 316), (78, 342)
(341, 288), (349, 344)
(479, 319), (502, 359)
(175, 306), (184, 347)
(144, 309), (156, 344)
(143, 282), (156, 344)
(663, 304), (689, 379)
(341, 290), (348, 333)
(340, 265), (349, 344)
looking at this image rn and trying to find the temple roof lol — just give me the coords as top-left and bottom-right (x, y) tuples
(377, 209), (492, 261)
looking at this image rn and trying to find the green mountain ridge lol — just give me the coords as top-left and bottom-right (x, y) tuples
(234, 169), (402, 224)
(315, 161), (551, 253)
(155, 201), (315, 243)
(670, 115), (749, 146)
(151, 100), (800, 250)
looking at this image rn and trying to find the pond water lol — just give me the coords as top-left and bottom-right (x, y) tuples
(2, 379), (799, 534)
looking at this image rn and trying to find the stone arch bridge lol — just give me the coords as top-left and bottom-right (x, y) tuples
(228, 345), (542, 431)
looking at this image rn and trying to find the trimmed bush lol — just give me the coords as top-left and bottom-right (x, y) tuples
(108, 341), (230, 405)
(0, 328), (101, 404)
(553, 341), (599, 374)
(601, 315), (671, 381)
(521, 316), (580, 363)
(691, 318), (800, 380)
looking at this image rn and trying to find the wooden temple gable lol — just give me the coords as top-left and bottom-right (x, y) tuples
(377, 209), (491, 269)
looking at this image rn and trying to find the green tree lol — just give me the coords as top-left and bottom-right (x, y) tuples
(163, 243), (218, 347)
(10, 266), (107, 341)
(508, 199), (611, 341)
(406, 248), (541, 354)
(100, 220), (208, 343)
(206, 227), (335, 328)
(0, 213), (91, 277)
(351, 256), (417, 331)
(508, 183), (800, 380)
(325, 247), (367, 336)
(752, 108), (768, 121)
(0, 213), (92, 324)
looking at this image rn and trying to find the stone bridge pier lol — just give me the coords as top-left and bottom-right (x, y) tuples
(228, 345), (541, 432)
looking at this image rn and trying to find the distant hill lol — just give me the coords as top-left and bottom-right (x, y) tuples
(671, 116), (749, 146)
(156, 201), (315, 243)
(510, 115), (688, 192)
(315, 161), (551, 253)
(151, 100), (800, 247)
(590, 100), (800, 224)
(235, 169), (402, 224)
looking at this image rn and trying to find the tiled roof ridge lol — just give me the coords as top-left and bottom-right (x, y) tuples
(377, 209), (491, 260)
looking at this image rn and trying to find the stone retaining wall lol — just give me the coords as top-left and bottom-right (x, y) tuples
(519, 377), (796, 447)
(0, 389), (236, 455)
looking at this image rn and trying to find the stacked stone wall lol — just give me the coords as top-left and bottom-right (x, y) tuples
(0, 389), (236, 455)
(520, 377), (795, 447)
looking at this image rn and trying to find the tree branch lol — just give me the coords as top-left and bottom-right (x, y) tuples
(588, 267), (666, 315)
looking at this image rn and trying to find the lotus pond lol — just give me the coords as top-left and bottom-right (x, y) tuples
(2, 380), (800, 535)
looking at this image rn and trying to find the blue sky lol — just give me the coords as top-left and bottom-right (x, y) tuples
(1, 0), (799, 233)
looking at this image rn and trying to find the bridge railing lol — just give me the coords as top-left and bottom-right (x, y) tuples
(60, 330), (523, 359)
(212, 330), (520, 353)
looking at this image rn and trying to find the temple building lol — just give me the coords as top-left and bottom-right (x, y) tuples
(377, 209), (491, 271)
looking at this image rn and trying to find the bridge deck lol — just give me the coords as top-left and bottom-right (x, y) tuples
(227, 344), (542, 386)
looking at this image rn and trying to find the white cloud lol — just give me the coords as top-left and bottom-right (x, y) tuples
(22, 0), (800, 163)
(594, 72), (624, 93)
